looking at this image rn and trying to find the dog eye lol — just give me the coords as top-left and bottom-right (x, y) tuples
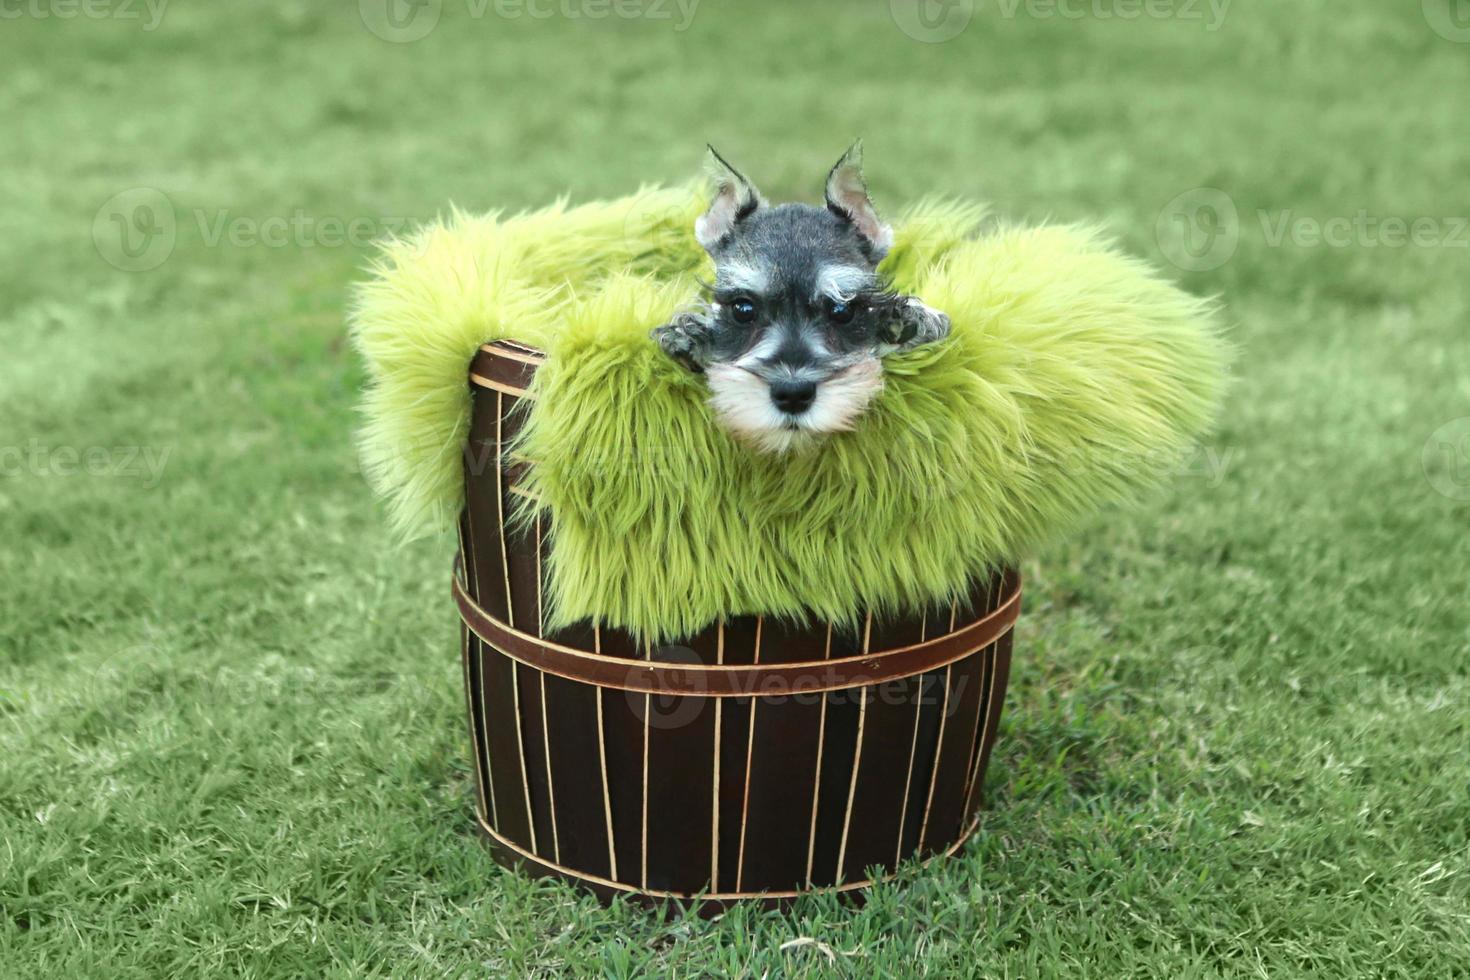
(826, 297), (857, 325)
(729, 297), (758, 324)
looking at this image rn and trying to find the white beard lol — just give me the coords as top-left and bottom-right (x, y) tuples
(706, 358), (884, 454)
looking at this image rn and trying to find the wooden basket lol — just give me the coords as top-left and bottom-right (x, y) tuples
(454, 341), (1020, 911)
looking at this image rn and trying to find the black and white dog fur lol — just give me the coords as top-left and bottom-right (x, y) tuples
(653, 144), (951, 453)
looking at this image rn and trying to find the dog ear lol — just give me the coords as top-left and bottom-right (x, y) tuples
(695, 146), (763, 251)
(824, 140), (893, 259)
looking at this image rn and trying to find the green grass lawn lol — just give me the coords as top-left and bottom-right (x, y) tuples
(3, 1), (1468, 975)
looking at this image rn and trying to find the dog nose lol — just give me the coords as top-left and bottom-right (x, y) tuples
(769, 379), (817, 415)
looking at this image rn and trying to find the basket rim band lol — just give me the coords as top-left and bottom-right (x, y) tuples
(474, 806), (985, 901)
(482, 339), (546, 362)
(453, 555), (1021, 696)
(470, 341), (544, 396)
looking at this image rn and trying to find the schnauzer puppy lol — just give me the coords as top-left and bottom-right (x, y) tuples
(653, 143), (951, 453)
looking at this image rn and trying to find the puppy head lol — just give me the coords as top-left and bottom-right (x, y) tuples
(690, 143), (907, 452)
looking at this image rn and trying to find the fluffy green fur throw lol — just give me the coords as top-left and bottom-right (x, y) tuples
(352, 187), (1227, 639)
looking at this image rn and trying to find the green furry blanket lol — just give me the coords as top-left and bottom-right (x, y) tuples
(352, 187), (1227, 639)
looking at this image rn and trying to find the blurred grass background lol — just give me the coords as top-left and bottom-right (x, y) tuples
(2, 0), (1468, 975)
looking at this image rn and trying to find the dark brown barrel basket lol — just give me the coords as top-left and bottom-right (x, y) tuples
(454, 341), (1020, 913)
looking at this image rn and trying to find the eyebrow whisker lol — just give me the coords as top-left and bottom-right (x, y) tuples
(814, 264), (876, 300)
(714, 260), (771, 295)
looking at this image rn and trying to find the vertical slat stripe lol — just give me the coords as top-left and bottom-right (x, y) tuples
(952, 651), (991, 835)
(458, 446), (496, 829)
(534, 513), (544, 634)
(734, 617), (763, 891)
(588, 599), (617, 881)
(640, 691), (650, 890)
(455, 517), (490, 824)
(835, 613), (875, 880)
(641, 633), (651, 890)
(958, 646), (996, 822)
(461, 501), (480, 604)
(531, 508), (558, 863)
(916, 663), (953, 851)
(805, 622), (834, 885)
(494, 392), (513, 627)
(711, 620), (724, 892)
(496, 392), (536, 851)
(835, 688), (868, 881)
(460, 623), (489, 822)
(476, 639), (499, 829)
(592, 625), (617, 880)
(892, 607), (929, 868)
(734, 704), (757, 890)
(511, 665), (538, 854)
(595, 692), (618, 881)
(957, 576), (1005, 818)
(540, 672), (560, 863)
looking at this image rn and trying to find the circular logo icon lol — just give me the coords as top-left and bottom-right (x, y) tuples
(890, 0), (974, 43)
(622, 188), (692, 265)
(1423, 0), (1470, 42)
(359, 0), (441, 43)
(1156, 187), (1239, 273)
(1423, 418), (1470, 500)
(92, 188), (176, 273)
(626, 645), (711, 731)
(75, 641), (155, 714)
